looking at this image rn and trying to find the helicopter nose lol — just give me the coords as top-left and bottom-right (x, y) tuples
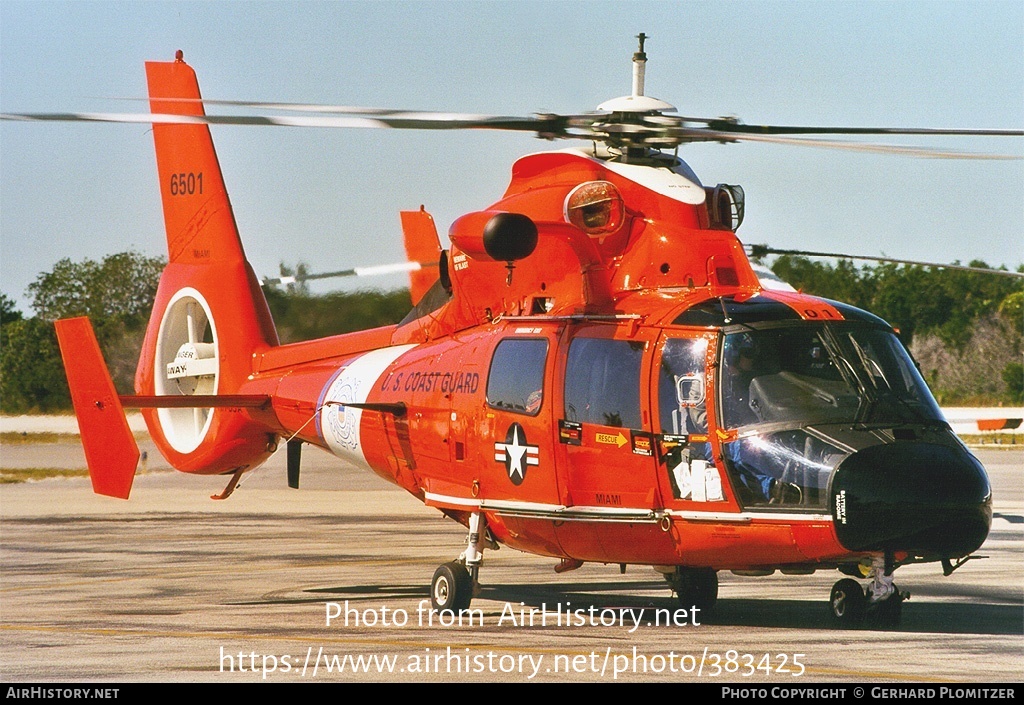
(830, 441), (991, 557)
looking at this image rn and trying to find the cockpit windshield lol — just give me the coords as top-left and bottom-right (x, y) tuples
(720, 325), (943, 430)
(718, 324), (944, 509)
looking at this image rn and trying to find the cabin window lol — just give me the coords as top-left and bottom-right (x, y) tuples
(563, 338), (643, 429)
(658, 337), (714, 499)
(658, 338), (709, 435)
(486, 339), (547, 415)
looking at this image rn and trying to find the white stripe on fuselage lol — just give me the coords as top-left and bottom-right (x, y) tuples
(319, 344), (416, 469)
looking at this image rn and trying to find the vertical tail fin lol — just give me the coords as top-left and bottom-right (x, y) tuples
(135, 54), (277, 473)
(146, 56), (258, 271)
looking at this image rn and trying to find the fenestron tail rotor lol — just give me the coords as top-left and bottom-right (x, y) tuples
(155, 288), (220, 454)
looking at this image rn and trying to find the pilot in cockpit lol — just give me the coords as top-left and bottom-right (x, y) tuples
(722, 333), (762, 427)
(721, 333), (802, 505)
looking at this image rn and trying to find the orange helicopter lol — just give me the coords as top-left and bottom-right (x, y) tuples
(15, 37), (1020, 628)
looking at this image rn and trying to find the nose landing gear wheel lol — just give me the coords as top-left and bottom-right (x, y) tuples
(829, 578), (866, 626)
(431, 561), (473, 612)
(866, 585), (905, 629)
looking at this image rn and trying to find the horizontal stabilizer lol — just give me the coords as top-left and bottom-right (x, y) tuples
(54, 318), (140, 499)
(119, 394), (270, 409)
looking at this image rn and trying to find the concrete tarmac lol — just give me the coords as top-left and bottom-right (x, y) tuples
(1, 442), (1021, 683)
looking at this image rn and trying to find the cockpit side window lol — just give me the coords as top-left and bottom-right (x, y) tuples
(564, 338), (642, 428)
(658, 338), (709, 435)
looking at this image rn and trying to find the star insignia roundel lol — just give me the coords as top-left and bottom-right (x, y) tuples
(494, 422), (539, 485)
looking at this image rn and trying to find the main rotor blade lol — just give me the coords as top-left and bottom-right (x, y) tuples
(117, 96), (401, 114)
(138, 100), (1024, 138)
(114, 96), (606, 131)
(672, 128), (1023, 160)
(702, 120), (1024, 138)
(748, 245), (1024, 278)
(5, 109), (1019, 158)
(0, 110), (567, 135)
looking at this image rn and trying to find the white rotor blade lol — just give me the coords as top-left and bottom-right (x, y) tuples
(262, 260), (433, 287)
(681, 129), (1024, 160)
(117, 96), (399, 114)
(0, 110), (556, 133)
(186, 303), (197, 345)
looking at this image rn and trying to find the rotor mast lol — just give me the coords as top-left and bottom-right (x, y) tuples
(632, 32), (648, 98)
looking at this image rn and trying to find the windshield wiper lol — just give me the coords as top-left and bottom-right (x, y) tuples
(818, 327), (874, 423)
(847, 334), (891, 391)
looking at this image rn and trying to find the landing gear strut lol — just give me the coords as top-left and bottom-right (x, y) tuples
(430, 511), (487, 612)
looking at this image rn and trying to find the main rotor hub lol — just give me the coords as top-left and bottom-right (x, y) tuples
(587, 33), (685, 153)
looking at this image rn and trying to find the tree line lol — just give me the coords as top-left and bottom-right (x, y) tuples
(769, 256), (1023, 404)
(0, 252), (413, 413)
(1, 251), (1020, 413)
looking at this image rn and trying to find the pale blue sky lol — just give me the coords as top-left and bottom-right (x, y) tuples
(2, 0), (1022, 311)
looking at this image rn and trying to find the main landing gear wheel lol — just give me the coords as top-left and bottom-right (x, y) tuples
(431, 511), (487, 612)
(829, 578), (866, 627)
(431, 561), (473, 612)
(665, 567), (718, 613)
